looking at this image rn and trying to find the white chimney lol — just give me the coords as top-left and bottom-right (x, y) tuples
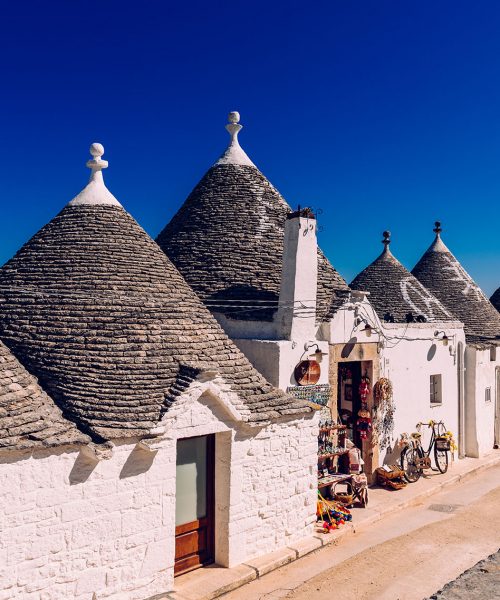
(276, 208), (318, 340)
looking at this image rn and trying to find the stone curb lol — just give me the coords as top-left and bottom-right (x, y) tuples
(168, 452), (500, 600)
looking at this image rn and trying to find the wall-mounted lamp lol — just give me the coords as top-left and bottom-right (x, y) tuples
(434, 331), (449, 347)
(304, 342), (326, 363)
(363, 324), (372, 337)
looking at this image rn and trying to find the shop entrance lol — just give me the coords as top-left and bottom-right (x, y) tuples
(337, 361), (363, 448)
(174, 434), (215, 576)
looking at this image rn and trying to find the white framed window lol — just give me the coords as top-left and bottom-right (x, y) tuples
(430, 374), (442, 405)
(485, 387), (492, 403)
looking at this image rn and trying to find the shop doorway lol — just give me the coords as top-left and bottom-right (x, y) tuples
(174, 434), (215, 576)
(337, 361), (363, 448)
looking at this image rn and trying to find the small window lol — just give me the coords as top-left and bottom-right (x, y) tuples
(430, 375), (442, 405)
(485, 387), (492, 403)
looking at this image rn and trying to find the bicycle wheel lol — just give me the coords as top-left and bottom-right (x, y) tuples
(434, 445), (449, 474)
(401, 446), (421, 483)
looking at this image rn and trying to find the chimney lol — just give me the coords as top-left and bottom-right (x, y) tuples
(276, 207), (318, 340)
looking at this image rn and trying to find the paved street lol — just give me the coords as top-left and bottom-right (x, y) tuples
(223, 464), (500, 600)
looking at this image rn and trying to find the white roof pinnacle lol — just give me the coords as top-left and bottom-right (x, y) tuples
(214, 111), (256, 167)
(429, 221), (450, 253)
(380, 230), (394, 258)
(68, 143), (122, 207)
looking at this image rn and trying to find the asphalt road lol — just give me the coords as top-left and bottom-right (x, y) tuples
(224, 464), (500, 600)
(427, 550), (500, 600)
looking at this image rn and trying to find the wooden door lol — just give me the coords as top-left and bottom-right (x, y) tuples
(174, 435), (215, 576)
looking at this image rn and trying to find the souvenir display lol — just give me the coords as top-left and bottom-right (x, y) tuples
(286, 384), (331, 407)
(317, 418), (368, 511)
(372, 377), (396, 449)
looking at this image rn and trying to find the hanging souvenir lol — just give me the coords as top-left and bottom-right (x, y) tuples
(358, 375), (370, 402)
(294, 359), (321, 386)
(356, 406), (372, 440)
(372, 377), (395, 449)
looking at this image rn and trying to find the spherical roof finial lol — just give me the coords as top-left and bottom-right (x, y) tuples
(86, 142), (108, 171)
(433, 221), (442, 235)
(382, 230), (391, 247)
(228, 111), (240, 124)
(90, 143), (104, 159)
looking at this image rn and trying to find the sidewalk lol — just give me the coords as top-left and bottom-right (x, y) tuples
(166, 451), (500, 600)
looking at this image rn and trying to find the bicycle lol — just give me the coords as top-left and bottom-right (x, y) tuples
(400, 420), (450, 483)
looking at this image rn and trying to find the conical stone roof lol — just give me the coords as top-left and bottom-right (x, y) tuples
(0, 144), (311, 442)
(156, 112), (350, 322)
(350, 231), (454, 323)
(0, 339), (89, 449)
(412, 222), (500, 342)
(491, 287), (500, 313)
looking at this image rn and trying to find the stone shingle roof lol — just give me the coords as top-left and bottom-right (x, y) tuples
(350, 232), (454, 323)
(156, 113), (349, 323)
(491, 287), (500, 313)
(0, 146), (311, 443)
(0, 339), (89, 450)
(412, 223), (500, 343)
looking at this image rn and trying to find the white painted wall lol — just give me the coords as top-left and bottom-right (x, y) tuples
(381, 324), (464, 464)
(275, 215), (318, 341)
(464, 346), (500, 457)
(0, 378), (318, 600)
(233, 338), (329, 390)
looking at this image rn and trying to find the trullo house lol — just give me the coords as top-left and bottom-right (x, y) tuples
(0, 144), (319, 599)
(156, 113), (470, 474)
(490, 286), (500, 313)
(350, 231), (465, 460)
(412, 222), (500, 455)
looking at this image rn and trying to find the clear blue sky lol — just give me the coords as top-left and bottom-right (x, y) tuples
(0, 1), (499, 295)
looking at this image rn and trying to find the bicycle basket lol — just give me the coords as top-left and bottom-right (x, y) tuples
(435, 436), (451, 451)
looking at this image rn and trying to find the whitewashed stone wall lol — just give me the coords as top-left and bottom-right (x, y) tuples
(0, 378), (318, 600)
(465, 346), (500, 457)
(162, 379), (319, 569)
(0, 440), (174, 600)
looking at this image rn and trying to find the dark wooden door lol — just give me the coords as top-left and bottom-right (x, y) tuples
(174, 434), (215, 576)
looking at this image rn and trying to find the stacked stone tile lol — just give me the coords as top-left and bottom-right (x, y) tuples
(491, 287), (500, 313)
(412, 223), (500, 343)
(0, 339), (89, 449)
(350, 231), (454, 323)
(0, 145), (311, 444)
(156, 113), (350, 322)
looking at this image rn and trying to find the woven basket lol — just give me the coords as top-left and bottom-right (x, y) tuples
(435, 437), (451, 451)
(333, 481), (353, 506)
(384, 479), (407, 490)
(375, 465), (405, 481)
